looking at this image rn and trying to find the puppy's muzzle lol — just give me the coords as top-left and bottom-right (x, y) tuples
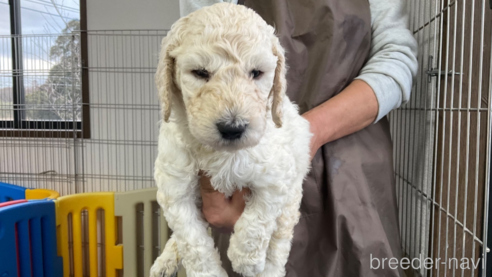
(216, 122), (248, 140)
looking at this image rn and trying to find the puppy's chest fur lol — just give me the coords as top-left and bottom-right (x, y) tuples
(192, 127), (300, 197)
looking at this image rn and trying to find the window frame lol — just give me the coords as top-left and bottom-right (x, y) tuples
(1, 0), (90, 138)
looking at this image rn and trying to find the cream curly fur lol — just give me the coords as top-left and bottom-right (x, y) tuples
(151, 3), (312, 277)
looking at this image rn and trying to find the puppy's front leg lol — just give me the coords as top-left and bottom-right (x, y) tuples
(259, 183), (303, 277)
(152, 162), (226, 277)
(227, 185), (288, 276)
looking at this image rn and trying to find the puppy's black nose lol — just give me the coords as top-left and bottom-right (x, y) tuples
(216, 122), (247, 140)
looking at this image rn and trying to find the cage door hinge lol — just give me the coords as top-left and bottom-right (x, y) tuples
(426, 55), (462, 83)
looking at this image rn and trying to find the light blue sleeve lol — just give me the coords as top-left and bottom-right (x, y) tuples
(355, 0), (419, 122)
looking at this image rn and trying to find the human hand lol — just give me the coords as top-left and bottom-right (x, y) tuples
(199, 171), (250, 233)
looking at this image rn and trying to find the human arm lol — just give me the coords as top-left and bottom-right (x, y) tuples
(302, 80), (378, 159)
(305, 0), (418, 157)
(356, 0), (418, 122)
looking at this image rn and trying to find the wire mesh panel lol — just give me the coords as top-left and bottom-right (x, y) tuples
(0, 30), (167, 195)
(392, 0), (492, 276)
(0, 33), (82, 195)
(82, 30), (166, 193)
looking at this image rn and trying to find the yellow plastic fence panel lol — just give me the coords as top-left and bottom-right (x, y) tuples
(56, 192), (123, 277)
(25, 188), (59, 200)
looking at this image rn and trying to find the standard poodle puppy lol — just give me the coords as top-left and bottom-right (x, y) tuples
(151, 3), (312, 277)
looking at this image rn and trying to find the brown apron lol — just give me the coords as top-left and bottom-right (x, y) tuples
(213, 1), (403, 276)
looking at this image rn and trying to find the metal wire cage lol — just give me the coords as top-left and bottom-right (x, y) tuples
(393, 0), (492, 276)
(0, 30), (167, 195)
(0, 1), (491, 277)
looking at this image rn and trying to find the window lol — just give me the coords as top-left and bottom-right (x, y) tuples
(0, 0), (89, 138)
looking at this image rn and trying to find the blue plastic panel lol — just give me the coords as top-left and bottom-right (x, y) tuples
(0, 201), (63, 277)
(0, 182), (26, 203)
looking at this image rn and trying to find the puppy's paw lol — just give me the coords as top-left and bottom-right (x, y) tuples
(255, 262), (286, 277)
(231, 259), (265, 277)
(227, 243), (266, 276)
(149, 256), (179, 277)
(149, 264), (177, 277)
(184, 268), (228, 277)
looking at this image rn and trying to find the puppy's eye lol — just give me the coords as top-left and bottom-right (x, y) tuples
(192, 69), (210, 80)
(251, 69), (263, 79)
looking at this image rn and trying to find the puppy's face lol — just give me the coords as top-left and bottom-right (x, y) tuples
(156, 4), (286, 151)
(176, 39), (277, 151)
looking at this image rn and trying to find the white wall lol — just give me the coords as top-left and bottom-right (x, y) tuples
(87, 0), (179, 30)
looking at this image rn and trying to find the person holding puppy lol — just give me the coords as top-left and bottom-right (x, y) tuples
(181, 0), (417, 276)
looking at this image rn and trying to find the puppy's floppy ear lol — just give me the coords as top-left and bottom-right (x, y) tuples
(270, 38), (286, 128)
(156, 36), (179, 122)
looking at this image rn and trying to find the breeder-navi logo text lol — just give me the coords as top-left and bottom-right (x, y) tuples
(370, 254), (483, 270)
